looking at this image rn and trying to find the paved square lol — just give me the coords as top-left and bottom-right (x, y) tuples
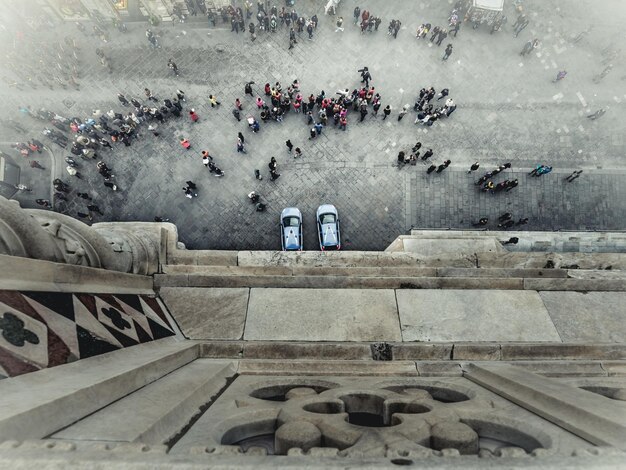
(1, 0), (625, 250)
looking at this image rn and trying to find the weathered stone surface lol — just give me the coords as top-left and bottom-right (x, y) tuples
(242, 342), (372, 360)
(244, 288), (401, 342)
(525, 278), (626, 291)
(501, 344), (626, 361)
(430, 422), (479, 454)
(391, 343), (453, 361)
(237, 360), (418, 376)
(401, 237), (504, 256)
(0, 254), (153, 294)
(452, 344), (501, 361)
(397, 290), (560, 342)
(0, 338), (198, 441)
(51, 359), (237, 444)
(199, 342), (244, 358)
(275, 421), (321, 455)
(463, 363), (626, 450)
(540, 292), (626, 343)
(159, 288), (249, 340)
(415, 362), (463, 377)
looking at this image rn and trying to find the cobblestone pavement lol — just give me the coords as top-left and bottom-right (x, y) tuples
(1, 0), (625, 250)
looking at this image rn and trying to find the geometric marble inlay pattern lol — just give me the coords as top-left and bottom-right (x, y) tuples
(0, 291), (176, 379)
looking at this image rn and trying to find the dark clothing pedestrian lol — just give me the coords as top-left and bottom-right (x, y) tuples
(426, 164), (437, 174)
(87, 204), (104, 215)
(472, 217), (488, 227)
(468, 162), (480, 173)
(286, 139), (293, 152)
(517, 218), (529, 225)
(503, 237), (519, 244)
(499, 212), (512, 222)
(421, 149), (433, 161)
(436, 160), (451, 173)
(498, 220), (515, 229)
(443, 44), (453, 60)
(382, 106), (391, 120)
(77, 192), (92, 200)
(566, 170), (583, 182)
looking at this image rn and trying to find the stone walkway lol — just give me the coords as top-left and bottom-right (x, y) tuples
(1, 0), (625, 250)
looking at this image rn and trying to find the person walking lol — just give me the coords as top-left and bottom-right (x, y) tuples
(35, 199), (51, 208)
(436, 160), (451, 173)
(499, 220), (515, 229)
(202, 152), (212, 168)
(529, 164), (544, 176)
(587, 109), (605, 120)
(294, 147), (302, 158)
(397, 104), (409, 121)
(104, 180), (118, 191)
(382, 105), (391, 120)
(237, 137), (247, 153)
(244, 81), (254, 97)
(503, 236), (519, 244)
(29, 160), (45, 170)
(426, 164), (437, 174)
(506, 179), (519, 191)
(499, 212), (512, 222)
(189, 109), (199, 123)
(443, 44), (453, 61)
(353, 6), (361, 25)
(537, 165), (553, 176)
(553, 70), (567, 82)
(516, 218), (529, 225)
(421, 149), (433, 161)
(468, 162), (480, 173)
(180, 137), (191, 150)
(335, 16), (344, 32)
(472, 217), (489, 227)
(144, 88), (158, 102)
(87, 204), (104, 215)
(168, 59), (179, 76)
(208, 95), (221, 107)
(566, 170), (583, 182)
(285, 139), (293, 153)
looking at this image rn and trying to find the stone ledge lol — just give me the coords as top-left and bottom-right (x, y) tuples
(196, 341), (626, 361)
(524, 278), (626, 291)
(501, 344), (626, 361)
(0, 254), (153, 294)
(237, 360), (418, 376)
(391, 343), (453, 361)
(242, 343), (372, 361)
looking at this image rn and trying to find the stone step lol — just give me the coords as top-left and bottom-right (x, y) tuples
(162, 265), (569, 279)
(0, 338), (199, 442)
(155, 273), (626, 291)
(51, 359), (237, 445)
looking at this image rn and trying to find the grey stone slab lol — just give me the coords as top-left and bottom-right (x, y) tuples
(539, 292), (626, 343)
(244, 288), (401, 342)
(159, 288), (249, 340)
(401, 237), (504, 255)
(51, 359), (237, 444)
(397, 289), (561, 342)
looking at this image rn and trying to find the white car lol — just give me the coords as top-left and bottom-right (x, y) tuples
(316, 204), (341, 251)
(280, 208), (303, 251)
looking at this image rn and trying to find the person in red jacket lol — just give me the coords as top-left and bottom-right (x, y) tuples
(189, 109), (199, 123)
